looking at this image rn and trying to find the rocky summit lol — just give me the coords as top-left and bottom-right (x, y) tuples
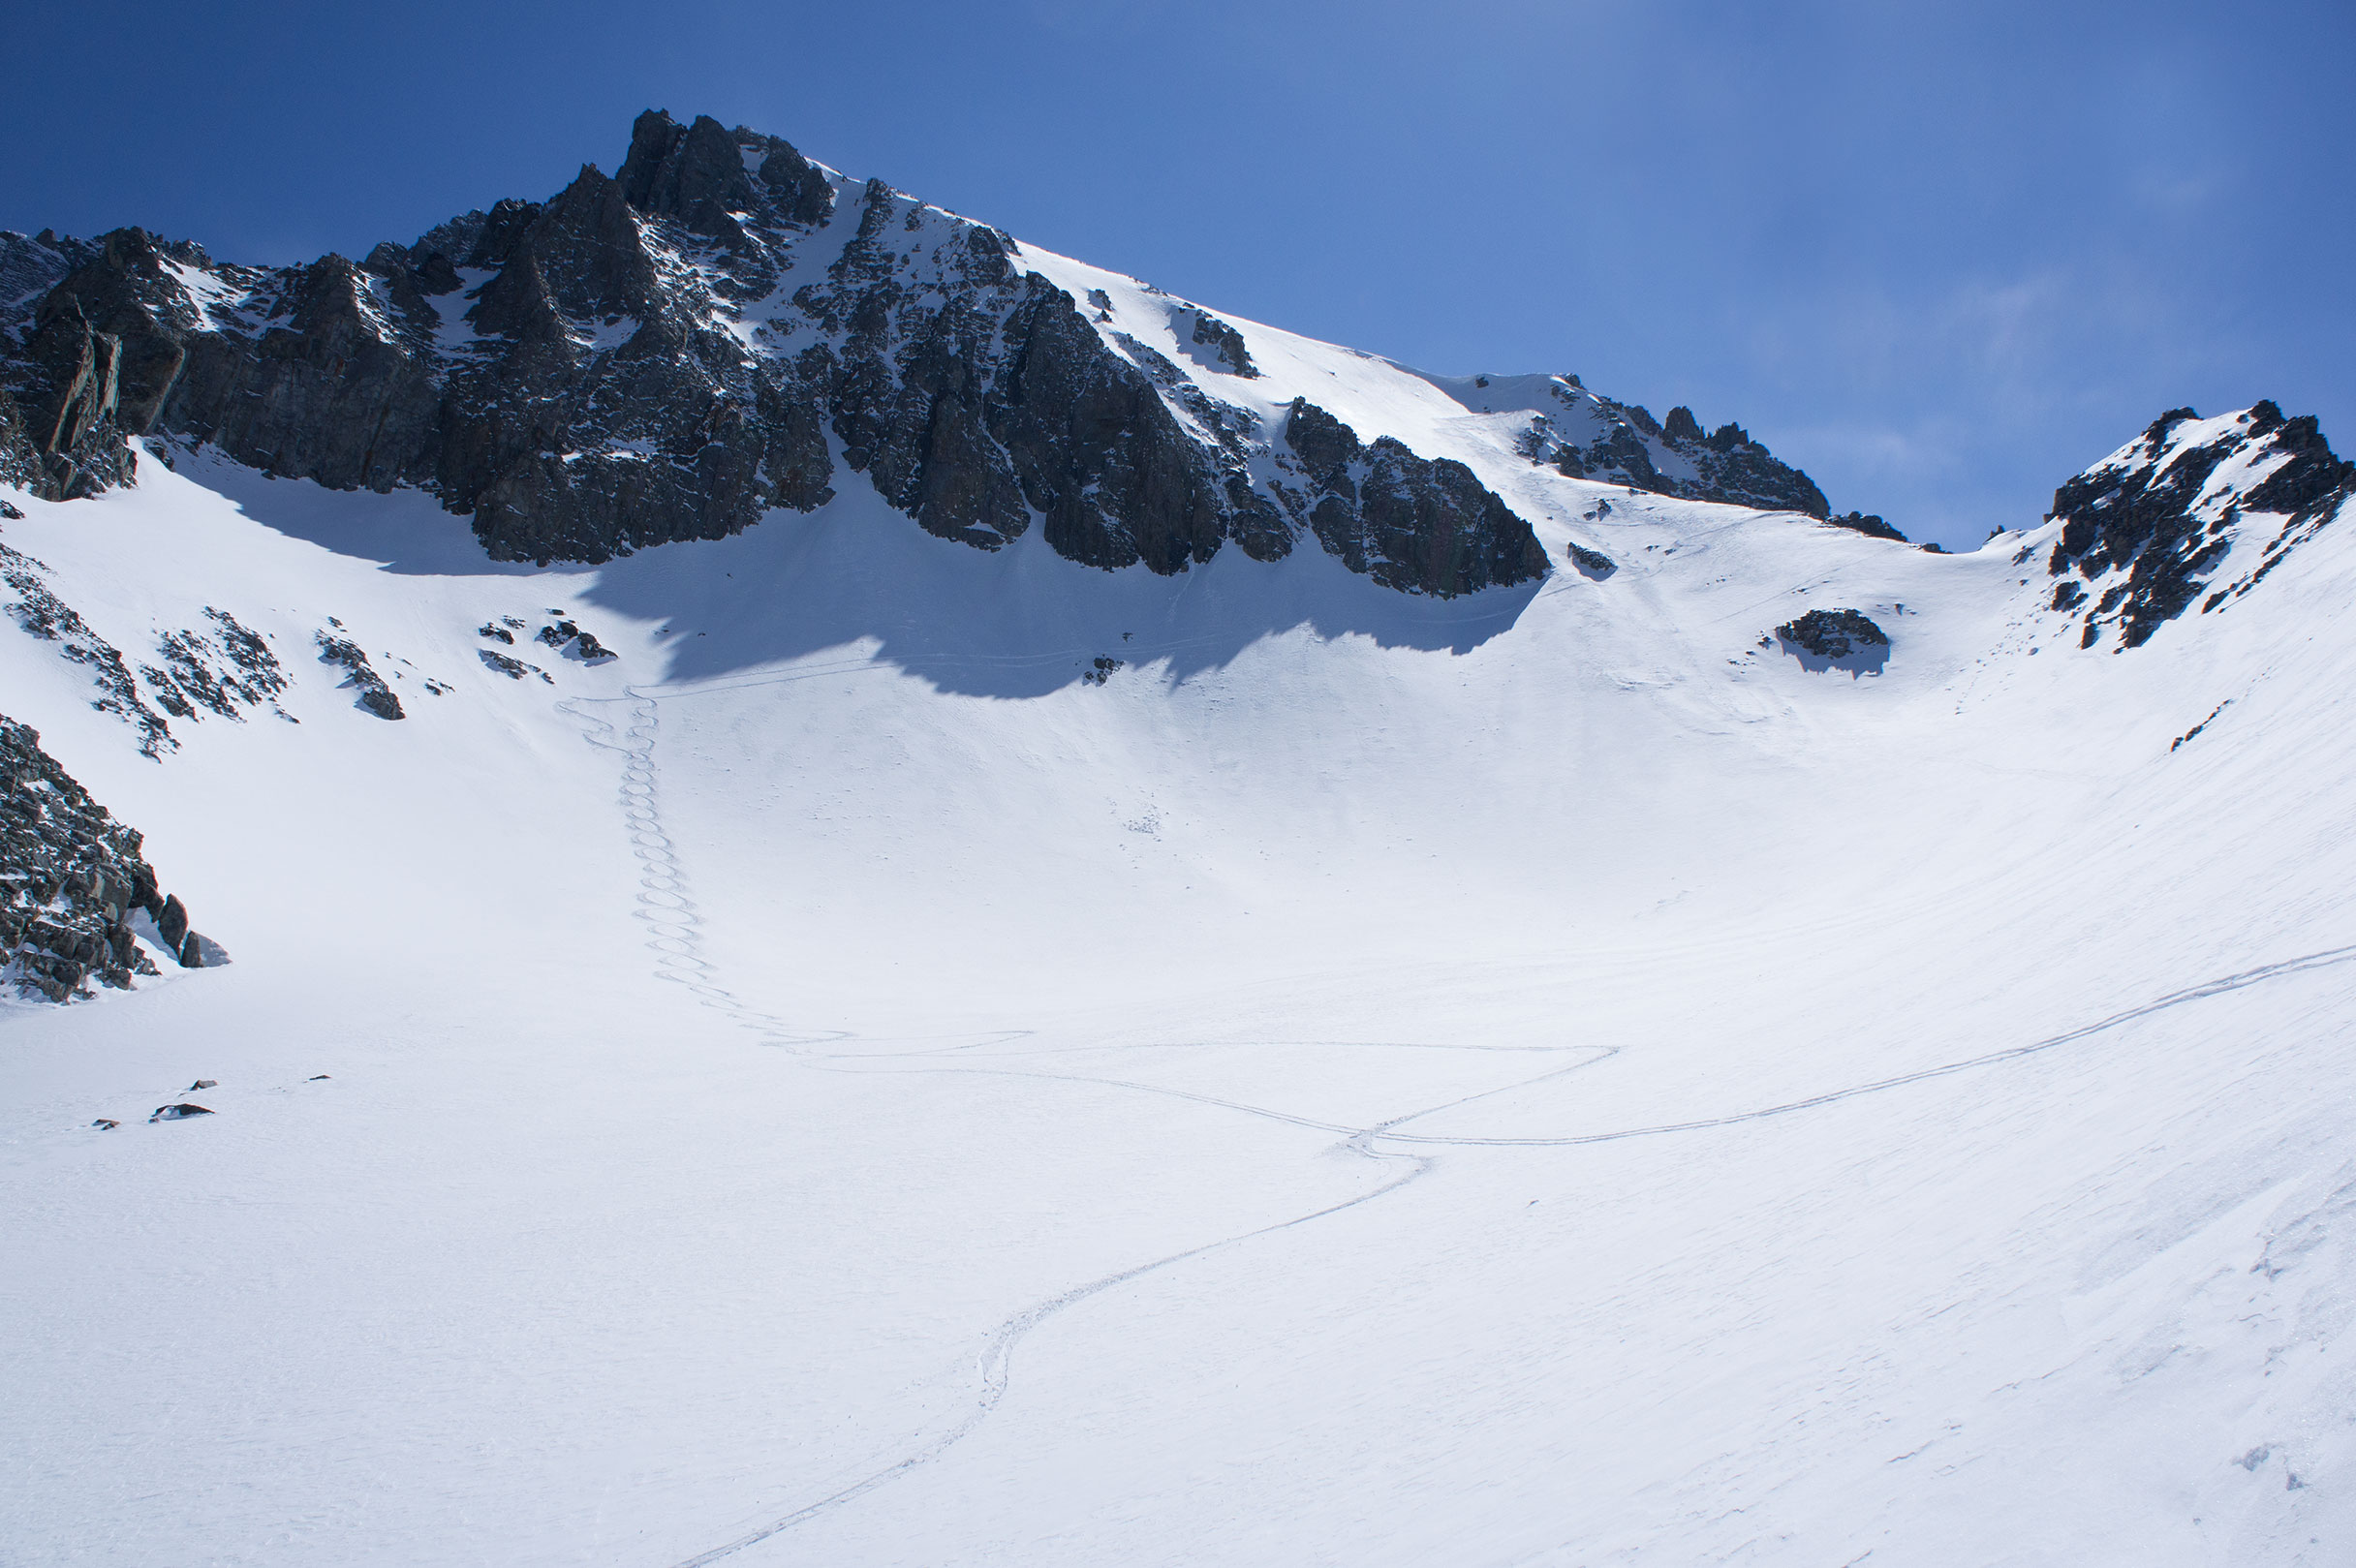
(0, 109), (1867, 597)
(2040, 403), (2356, 649)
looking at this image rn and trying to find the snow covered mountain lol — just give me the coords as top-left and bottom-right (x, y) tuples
(6, 110), (2356, 1568)
(0, 110), (1849, 589)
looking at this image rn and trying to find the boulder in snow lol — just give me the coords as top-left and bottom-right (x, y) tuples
(1566, 542), (1616, 579)
(1775, 609), (1890, 674)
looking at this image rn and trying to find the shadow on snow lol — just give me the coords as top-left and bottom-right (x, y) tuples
(187, 452), (1543, 698)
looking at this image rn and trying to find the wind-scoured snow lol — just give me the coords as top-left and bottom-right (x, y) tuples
(2, 367), (2353, 1568)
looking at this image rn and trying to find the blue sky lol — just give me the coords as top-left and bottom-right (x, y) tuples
(6, 0), (2348, 549)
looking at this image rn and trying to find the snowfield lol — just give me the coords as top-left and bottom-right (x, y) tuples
(5, 376), (2354, 1565)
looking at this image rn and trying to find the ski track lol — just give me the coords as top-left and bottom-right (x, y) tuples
(560, 692), (847, 1053)
(562, 686), (2356, 1567)
(565, 689), (1437, 1566)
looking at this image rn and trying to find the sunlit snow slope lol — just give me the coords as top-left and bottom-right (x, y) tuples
(5, 380), (2355, 1565)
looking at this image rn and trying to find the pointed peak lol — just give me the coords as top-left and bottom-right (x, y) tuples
(618, 109), (834, 232)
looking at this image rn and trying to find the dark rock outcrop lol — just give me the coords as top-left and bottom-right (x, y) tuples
(1187, 311), (1258, 378)
(1825, 510), (1906, 542)
(1281, 401), (1549, 597)
(0, 230), (153, 499)
(4, 537), (179, 756)
(5, 531), (292, 753)
(314, 631), (403, 719)
(537, 619), (614, 661)
(0, 110), (1549, 600)
(991, 277), (1295, 573)
(1776, 608), (1889, 660)
(146, 609), (290, 724)
(2171, 700), (2229, 753)
(1566, 541), (1616, 579)
(156, 892), (189, 949)
(619, 108), (835, 234)
(479, 648), (551, 682)
(1515, 383), (1833, 517)
(2, 713), (206, 1001)
(2044, 404), (2355, 650)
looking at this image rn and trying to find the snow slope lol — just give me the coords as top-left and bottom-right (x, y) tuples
(4, 370), (2355, 1567)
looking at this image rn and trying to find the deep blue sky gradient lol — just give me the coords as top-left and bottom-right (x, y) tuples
(6, 0), (2349, 549)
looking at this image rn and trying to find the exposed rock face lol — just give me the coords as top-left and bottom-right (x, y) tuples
(2, 713), (208, 1001)
(480, 649), (551, 683)
(1186, 311), (1258, 378)
(1776, 608), (1888, 659)
(1565, 541), (1616, 579)
(1825, 510), (1906, 542)
(147, 609), (289, 724)
(2044, 404), (2355, 650)
(536, 619), (614, 661)
(1501, 381), (1834, 517)
(0, 231), (142, 500)
(1281, 400), (1548, 596)
(314, 632), (403, 720)
(0, 110), (1545, 600)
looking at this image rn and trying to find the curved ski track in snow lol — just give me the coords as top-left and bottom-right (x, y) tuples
(563, 689), (1451, 1567)
(565, 687), (2356, 1567)
(1364, 941), (2356, 1148)
(668, 1143), (1429, 1568)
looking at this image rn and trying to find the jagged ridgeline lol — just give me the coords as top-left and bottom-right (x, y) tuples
(2, 715), (216, 1002)
(1396, 370), (1901, 539)
(0, 109), (1844, 596)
